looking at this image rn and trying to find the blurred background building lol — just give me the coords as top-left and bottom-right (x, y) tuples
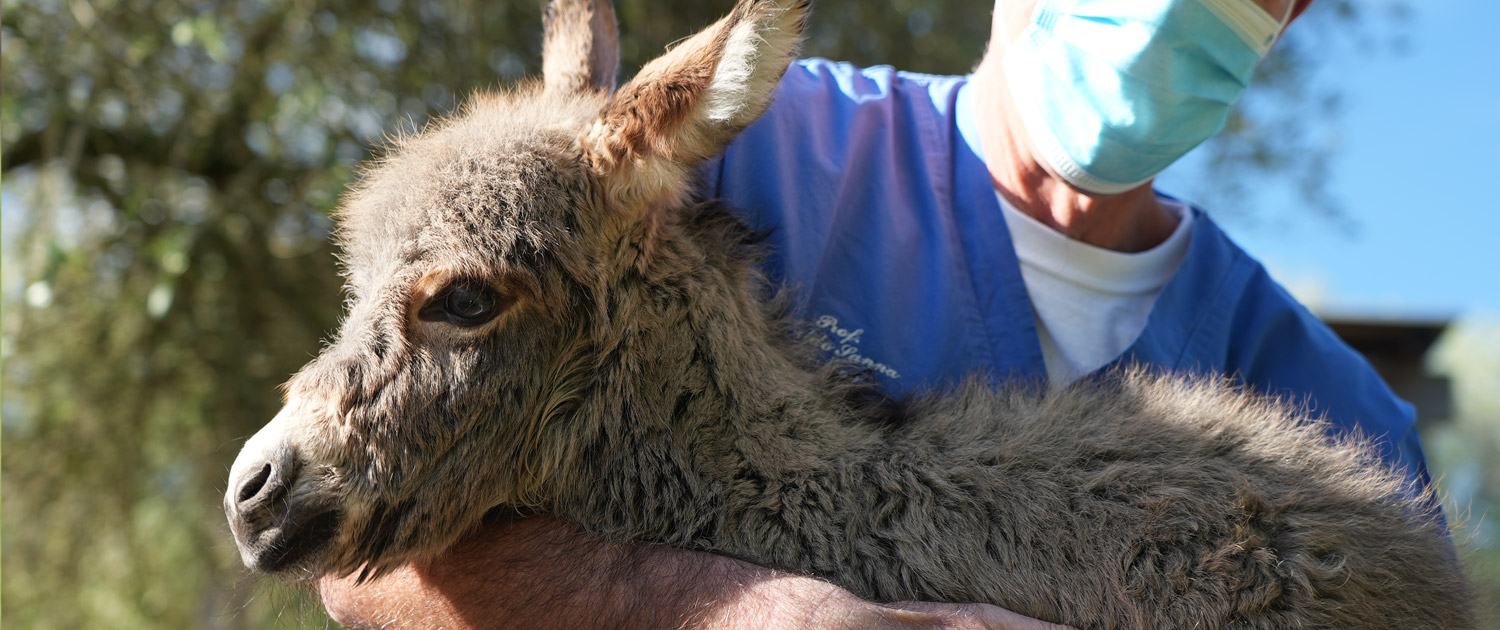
(1328, 317), (1452, 425)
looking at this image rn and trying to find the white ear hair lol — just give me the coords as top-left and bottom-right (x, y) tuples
(584, 0), (807, 209)
(702, 2), (805, 126)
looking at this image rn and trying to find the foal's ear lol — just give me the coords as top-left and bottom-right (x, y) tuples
(584, 0), (807, 208)
(542, 0), (620, 94)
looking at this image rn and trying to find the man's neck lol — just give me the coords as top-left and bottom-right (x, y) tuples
(970, 58), (1178, 254)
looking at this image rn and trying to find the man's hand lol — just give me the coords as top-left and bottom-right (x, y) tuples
(318, 513), (1073, 630)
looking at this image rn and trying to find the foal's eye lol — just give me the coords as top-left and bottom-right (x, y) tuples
(419, 282), (506, 327)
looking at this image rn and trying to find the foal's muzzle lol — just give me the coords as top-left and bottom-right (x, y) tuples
(226, 404), (342, 573)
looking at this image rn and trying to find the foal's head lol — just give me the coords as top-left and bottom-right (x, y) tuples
(225, 0), (805, 579)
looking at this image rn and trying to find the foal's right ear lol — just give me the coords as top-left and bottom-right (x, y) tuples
(542, 0), (620, 94)
(583, 0), (807, 210)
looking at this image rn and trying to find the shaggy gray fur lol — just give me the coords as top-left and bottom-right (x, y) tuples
(225, 0), (1474, 627)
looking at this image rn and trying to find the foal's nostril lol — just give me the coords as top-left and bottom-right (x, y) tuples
(238, 463), (274, 505)
(234, 455), (295, 514)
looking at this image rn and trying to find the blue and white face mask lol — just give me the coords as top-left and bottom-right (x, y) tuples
(1004, 0), (1293, 194)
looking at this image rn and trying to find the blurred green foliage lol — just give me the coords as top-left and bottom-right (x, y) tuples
(0, 0), (1470, 629)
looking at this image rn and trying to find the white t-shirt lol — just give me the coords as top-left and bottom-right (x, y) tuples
(998, 195), (1194, 387)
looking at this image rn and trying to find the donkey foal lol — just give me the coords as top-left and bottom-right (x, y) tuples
(226, 0), (1473, 627)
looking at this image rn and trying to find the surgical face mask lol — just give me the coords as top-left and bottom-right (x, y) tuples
(1003, 0), (1293, 194)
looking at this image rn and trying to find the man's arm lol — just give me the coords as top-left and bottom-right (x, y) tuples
(319, 513), (1071, 630)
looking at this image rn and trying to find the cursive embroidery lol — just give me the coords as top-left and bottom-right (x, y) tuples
(812, 315), (901, 379)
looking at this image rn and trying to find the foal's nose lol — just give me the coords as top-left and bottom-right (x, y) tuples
(225, 402), (344, 572)
(234, 455), (294, 515)
(228, 448), (298, 523)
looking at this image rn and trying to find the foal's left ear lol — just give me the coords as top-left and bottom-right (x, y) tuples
(584, 0), (807, 209)
(542, 0), (620, 94)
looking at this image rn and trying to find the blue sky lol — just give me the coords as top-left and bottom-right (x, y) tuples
(1160, 0), (1500, 321)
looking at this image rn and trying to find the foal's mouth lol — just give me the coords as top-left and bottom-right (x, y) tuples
(224, 436), (346, 575)
(234, 506), (344, 574)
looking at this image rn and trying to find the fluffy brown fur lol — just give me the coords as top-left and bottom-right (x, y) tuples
(225, 0), (1474, 627)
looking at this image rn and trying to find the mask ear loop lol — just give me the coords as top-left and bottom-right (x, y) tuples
(991, 0), (1047, 59)
(1267, 0), (1297, 49)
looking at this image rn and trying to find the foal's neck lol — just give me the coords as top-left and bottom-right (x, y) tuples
(550, 208), (885, 540)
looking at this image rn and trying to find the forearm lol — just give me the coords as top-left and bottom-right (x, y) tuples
(317, 516), (849, 629)
(682, 566), (1069, 630)
(318, 514), (1068, 630)
(319, 514), (693, 629)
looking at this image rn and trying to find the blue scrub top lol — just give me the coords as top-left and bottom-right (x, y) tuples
(703, 59), (1430, 487)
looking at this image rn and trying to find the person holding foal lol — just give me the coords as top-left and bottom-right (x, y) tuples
(319, 1), (1438, 628)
